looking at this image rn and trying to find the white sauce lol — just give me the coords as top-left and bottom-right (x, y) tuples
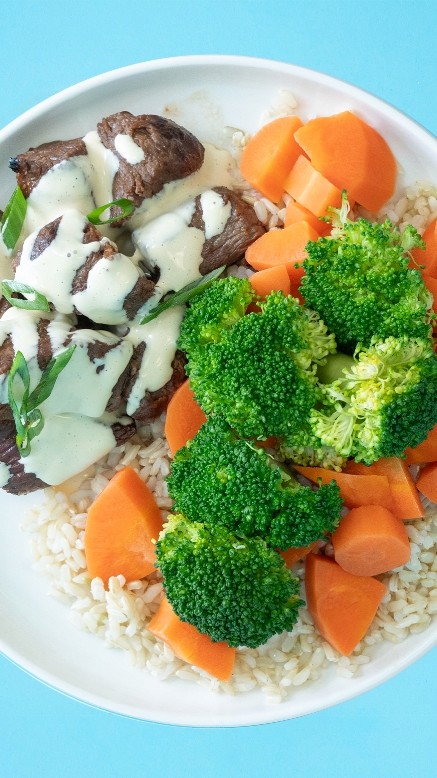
(114, 134), (146, 164)
(126, 306), (184, 414)
(0, 234), (12, 280)
(16, 209), (102, 314)
(20, 414), (116, 485)
(83, 130), (119, 207)
(71, 253), (142, 325)
(1, 126), (238, 486)
(128, 143), (233, 229)
(200, 190), (231, 239)
(0, 461), (10, 488)
(41, 331), (133, 418)
(23, 156), (94, 237)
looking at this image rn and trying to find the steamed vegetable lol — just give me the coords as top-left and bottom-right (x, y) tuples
(147, 595), (236, 681)
(178, 277), (336, 443)
(300, 206), (431, 353)
(305, 553), (386, 655)
(310, 336), (437, 465)
(84, 466), (163, 585)
(344, 458), (424, 520)
(294, 111), (397, 212)
(164, 379), (206, 457)
(239, 115), (303, 202)
(283, 154), (343, 217)
(156, 513), (303, 648)
(292, 464), (395, 511)
(245, 220), (319, 287)
(332, 505), (411, 577)
(167, 416), (342, 550)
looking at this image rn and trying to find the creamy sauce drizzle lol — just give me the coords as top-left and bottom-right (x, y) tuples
(1, 127), (238, 486)
(114, 134), (146, 164)
(126, 306), (185, 414)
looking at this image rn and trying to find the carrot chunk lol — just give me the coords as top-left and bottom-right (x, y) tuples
(283, 155), (344, 218)
(148, 595), (236, 681)
(239, 115), (304, 203)
(416, 461), (437, 503)
(280, 542), (318, 568)
(410, 218), (437, 277)
(292, 465), (395, 512)
(294, 111), (397, 212)
(164, 379), (207, 457)
(405, 424), (437, 465)
(283, 199), (331, 236)
(305, 553), (386, 655)
(332, 505), (411, 577)
(249, 265), (291, 299)
(84, 466), (164, 585)
(245, 221), (319, 289)
(344, 458), (424, 520)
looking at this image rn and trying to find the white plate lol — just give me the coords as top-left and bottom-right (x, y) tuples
(1, 55), (437, 727)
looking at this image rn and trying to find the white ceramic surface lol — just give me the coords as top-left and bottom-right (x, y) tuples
(1, 55), (436, 727)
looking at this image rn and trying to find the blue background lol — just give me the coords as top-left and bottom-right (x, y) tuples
(1, 1), (436, 775)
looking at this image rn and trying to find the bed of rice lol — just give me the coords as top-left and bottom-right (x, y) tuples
(21, 98), (437, 704)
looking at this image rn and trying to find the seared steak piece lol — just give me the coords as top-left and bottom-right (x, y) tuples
(189, 187), (266, 274)
(124, 347), (186, 423)
(97, 112), (205, 206)
(14, 214), (156, 323)
(9, 137), (87, 198)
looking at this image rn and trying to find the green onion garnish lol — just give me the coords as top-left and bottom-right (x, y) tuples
(140, 265), (226, 325)
(1, 280), (50, 312)
(87, 198), (135, 225)
(8, 345), (76, 457)
(1, 187), (27, 251)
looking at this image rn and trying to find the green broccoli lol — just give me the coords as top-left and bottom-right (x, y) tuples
(300, 207), (432, 353)
(156, 513), (303, 648)
(310, 336), (437, 464)
(178, 278), (336, 441)
(167, 416), (343, 549)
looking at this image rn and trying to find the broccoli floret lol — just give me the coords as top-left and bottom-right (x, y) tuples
(300, 210), (432, 353)
(179, 279), (336, 441)
(168, 416), (342, 549)
(177, 275), (255, 355)
(311, 336), (437, 464)
(156, 513), (303, 648)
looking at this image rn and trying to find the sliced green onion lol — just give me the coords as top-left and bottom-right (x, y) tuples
(1, 187), (27, 251)
(140, 265), (226, 325)
(87, 198), (135, 225)
(8, 345), (76, 457)
(1, 280), (50, 312)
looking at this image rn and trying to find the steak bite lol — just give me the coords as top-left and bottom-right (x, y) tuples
(97, 112), (205, 206)
(14, 212), (156, 324)
(9, 137), (88, 198)
(189, 186), (266, 274)
(123, 347), (187, 423)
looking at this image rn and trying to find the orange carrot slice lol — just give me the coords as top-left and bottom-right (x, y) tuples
(283, 155), (344, 218)
(148, 595), (235, 681)
(240, 115), (304, 202)
(249, 265), (291, 298)
(164, 379), (207, 457)
(280, 542), (318, 568)
(294, 111), (397, 212)
(344, 458), (424, 520)
(305, 553), (386, 655)
(405, 424), (437, 465)
(292, 464), (395, 512)
(416, 461), (437, 503)
(84, 466), (163, 585)
(283, 199), (331, 236)
(332, 505), (411, 577)
(245, 221), (319, 289)
(410, 218), (437, 277)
